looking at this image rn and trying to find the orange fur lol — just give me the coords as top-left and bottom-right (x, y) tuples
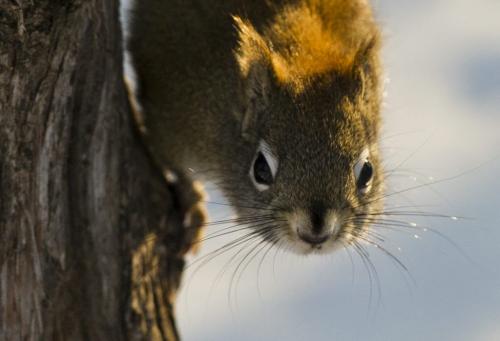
(235, 0), (377, 91)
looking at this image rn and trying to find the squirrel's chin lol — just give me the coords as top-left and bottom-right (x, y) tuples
(281, 237), (344, 256)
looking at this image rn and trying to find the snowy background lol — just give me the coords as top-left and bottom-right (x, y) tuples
(121, 1), (500, 340)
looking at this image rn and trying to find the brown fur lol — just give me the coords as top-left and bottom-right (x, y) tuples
(128, 0), (384, 254)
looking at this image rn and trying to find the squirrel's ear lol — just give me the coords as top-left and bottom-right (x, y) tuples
(352, 32), (381, 76)
(233, 16), (270, 76)
(233, 16), (272, 139)
(240, 62), (272, 138)
(350, 32), (381, 100)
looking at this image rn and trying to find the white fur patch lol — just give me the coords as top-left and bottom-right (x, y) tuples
(282, 209), (343, 255)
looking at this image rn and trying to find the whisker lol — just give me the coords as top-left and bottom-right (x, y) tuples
(228, 229), (278, 308)
(207, 233), (268, 300)
(204, 200), (281, 212)
(256, 236), (279, 297)
(187, 227), (269, 271)
(357, 235), (409, 273)
(351, 240), (381, 311)
(205, 214), (277, 226)
(369, 162), (494, 208)
(186, 223), (280, 291)
(369, 222), (476, 265)
(384, 131), (434, 181)
(197, 220), (282, 244)
(339, 239), (356, 286)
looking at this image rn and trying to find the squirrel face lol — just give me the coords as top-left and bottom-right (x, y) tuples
(228, 78), (383, 254)
(225, 10), (383, 254)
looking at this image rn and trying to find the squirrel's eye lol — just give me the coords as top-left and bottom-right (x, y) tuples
(354, 150), (374, 194)
(357, 161), (373, 189)
(250, 140), (278, 191)
(254, 153), (273, 184)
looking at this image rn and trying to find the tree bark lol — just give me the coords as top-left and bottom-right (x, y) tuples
(0, 1), (191, 340)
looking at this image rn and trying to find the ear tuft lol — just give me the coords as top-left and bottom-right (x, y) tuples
(233, 16), (270, 76)
(354, 31), (381, 72)
(233, 16), (274, 139)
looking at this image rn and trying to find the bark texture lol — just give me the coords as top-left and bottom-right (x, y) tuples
(0, 1), (190, 340)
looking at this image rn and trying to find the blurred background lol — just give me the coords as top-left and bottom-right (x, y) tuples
(122, 1), (500, 340)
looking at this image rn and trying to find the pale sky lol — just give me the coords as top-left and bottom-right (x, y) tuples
(121, 1), (500, 340)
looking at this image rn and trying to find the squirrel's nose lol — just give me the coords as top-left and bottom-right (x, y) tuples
(311, 201), (331, 233)
(297, 203), (333, 245)
(310, 208), (325, 234)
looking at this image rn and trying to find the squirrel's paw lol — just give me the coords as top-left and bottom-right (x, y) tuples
(165, 170), (207, 254)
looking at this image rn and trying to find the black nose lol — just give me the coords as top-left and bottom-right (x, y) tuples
(296, 202), (331, 245)
(310, 202), (326, 234)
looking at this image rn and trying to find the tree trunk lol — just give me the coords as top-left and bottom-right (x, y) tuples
(0, 1), (191, 340)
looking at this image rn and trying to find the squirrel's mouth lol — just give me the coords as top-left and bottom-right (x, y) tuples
(297, 232), (330, 245)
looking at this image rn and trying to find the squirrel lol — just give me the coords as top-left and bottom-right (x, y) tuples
(127, 0), (383, 254)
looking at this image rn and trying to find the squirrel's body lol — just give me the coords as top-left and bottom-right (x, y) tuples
(129, 0), (384, 254)
(130, 1), (270, 174)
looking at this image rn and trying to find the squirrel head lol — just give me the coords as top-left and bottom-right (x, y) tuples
(226, 2), (384, 254)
